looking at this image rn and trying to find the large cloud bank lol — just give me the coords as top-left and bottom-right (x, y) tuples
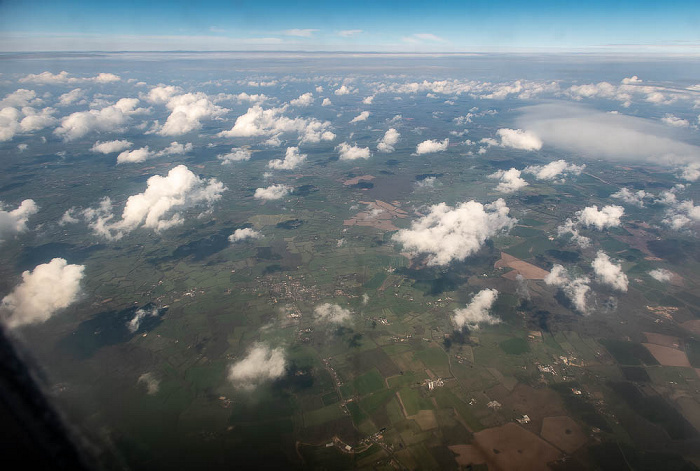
(228, 343), (286, 390)
(1, 258), (84, 328)
(517, 103), (700, 165)
(82, 165), (225, 239)
(452, 289), (500, 330)
(393, 199), (515, 266)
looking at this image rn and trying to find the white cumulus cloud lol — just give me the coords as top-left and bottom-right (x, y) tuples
(544, 264), (591, 313)
(158, 92), (226, 136)
(489, 168), (528, 193)
(392, 199), (515, 266)
(649, 268), (673, 282)
(314, 303), (352, 324)
(219, 105), (334, 143)
(229, 228), (263, 242)
(523, 160), (585, 181)
(415, 138), (449, 154)
(1, 258), (84, 329)
(377, 128), (400, 153)
(218, 148), (252, 164)
(350, 111), (370, 123)
(493, 128), (543, 151)
(82, 165), (225, 239)
(254, 184), (291, 200)
(290, 92), (314, 107)
(577, 205), (624, 230)
(228, 343), (286, 390)
(0, 199), (38, 243)
(452, 289), (499, 330)
(91, 139), (133, 154)
(592, 251), (628, 292)
(268, 146), (307, 170)
(54, 98), (147, 141)
(337, 142), (371, 161)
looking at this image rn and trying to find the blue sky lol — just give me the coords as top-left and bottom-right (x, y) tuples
(1, 0), (699, 52)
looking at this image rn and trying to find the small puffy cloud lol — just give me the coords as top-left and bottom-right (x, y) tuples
(228, 343), (286, 390)
(82, 165), (225, 239)
(362, 95), (375, 105)
(127, 306), (159, 333)
(681, 163), (700, 182)
(557, 205), (623, 247)
(0, 89), (42, 108)
(290, 92), (314, 107)
(91, 139), (132, 154)
(622, 76), (642, 84)
(160, 141), (193, 155)
(219, 105), (334, 143)
(117, 147), (152, 164)
(452, 289), (499, 330)
(0, 106), (57, 141)
(415, 138), (449, 154)
(392, 199), (515, 266)
(57, 88), (85, 106)
(415, 176), (438, 189)
(611, 188), (649, 207)
(337, 142), (371, 161)
(158, 92), (226, 136)
(1, 258), (84, 329)
(218, 148), (252, 164)
(55, 98), (147, 141)
(577, 205), (624, 230)
(116, 142), (192, 164)
(489, 168), (528, 193)
(0, 199), (38, 243)
(314, 303), (352, 324)
(268, 146), (307, 170)
(649, 268), (673, 282)
(592, 251), (628, 292)
(138, 373), (160, 395)
(523, 160), (585, 181)
(334, 85), (354, 96)
(544, 264), (590, 313)
(229, 228), (263, 242)
(350, 111), (370, 123)
(489, 128), (543, 151)
(338, 29), (363, 37)
(663, 199), (700, 229)
(661, 114), (690, 128)
(144, 85), (181, 104)
(254, 184), (291, 200)
(377, 128), (400, 153)
(321, 98), (332, 106)
(284, 29), (318, 37)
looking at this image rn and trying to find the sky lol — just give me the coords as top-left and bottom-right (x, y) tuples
(0, 0), (699, 53)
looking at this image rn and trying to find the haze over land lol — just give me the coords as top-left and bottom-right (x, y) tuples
(1, 1), (700, 470)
